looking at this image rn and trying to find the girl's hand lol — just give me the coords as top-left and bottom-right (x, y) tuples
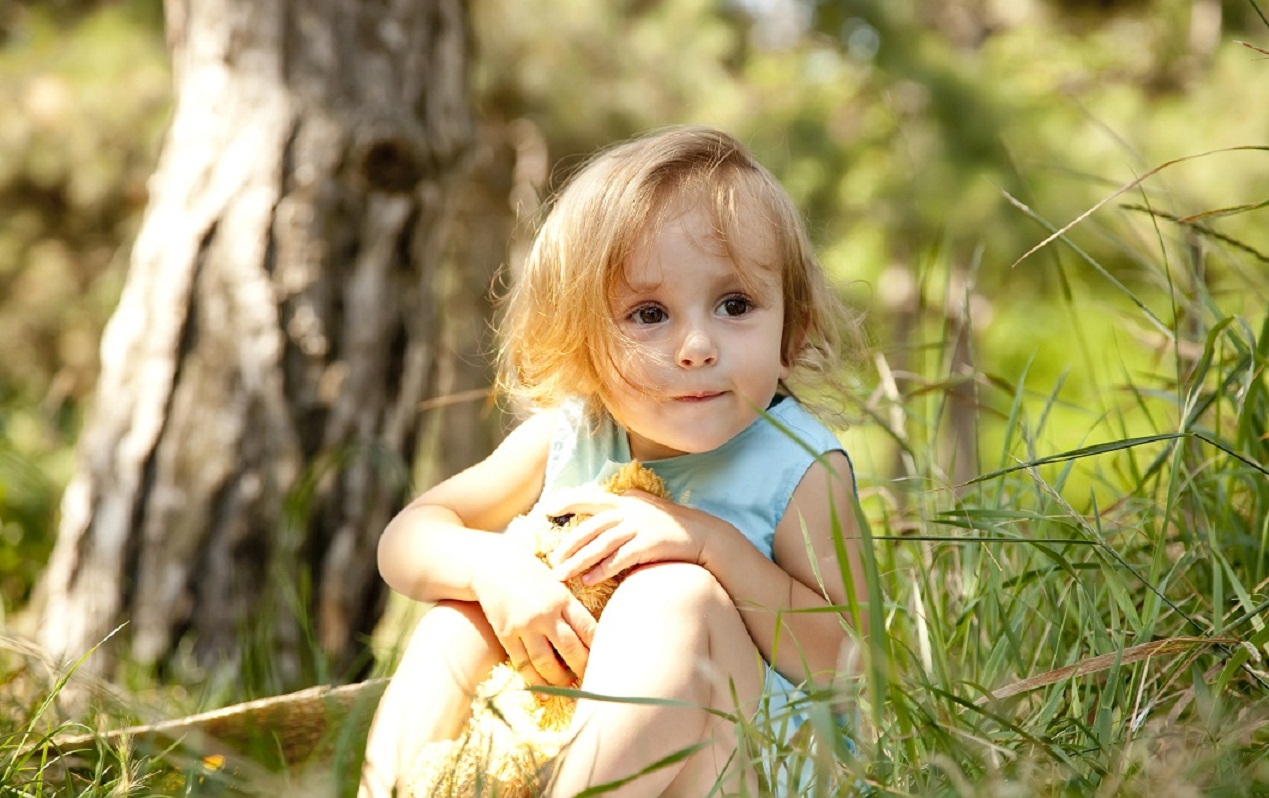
(471, 545), (598, 689)
(547, 491), (724, 585)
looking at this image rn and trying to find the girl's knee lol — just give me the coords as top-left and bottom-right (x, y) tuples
(420, 599), (489, 632)
(412, 600), (497, 649)
(611, 562), (731, 615)
(400, 600), (501, 678)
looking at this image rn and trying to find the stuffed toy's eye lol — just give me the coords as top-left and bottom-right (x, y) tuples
(548, 513), (575, 527)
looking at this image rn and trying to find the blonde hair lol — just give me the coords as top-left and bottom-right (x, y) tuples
(497, 125), (858, 418)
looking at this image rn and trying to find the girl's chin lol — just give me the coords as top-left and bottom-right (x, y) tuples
(628, 428), (743, 461)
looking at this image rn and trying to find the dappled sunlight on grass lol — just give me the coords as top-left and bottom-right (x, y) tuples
(2, 0), (1268, 794)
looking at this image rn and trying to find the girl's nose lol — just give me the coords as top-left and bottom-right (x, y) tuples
(676, 329), (717, 368)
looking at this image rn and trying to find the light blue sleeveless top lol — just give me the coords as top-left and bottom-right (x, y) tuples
(543, 395), (846, 561)
(542, 394), (854, 760)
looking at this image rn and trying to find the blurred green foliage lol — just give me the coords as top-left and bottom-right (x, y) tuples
(0, 0), (167, 611)
(0, 2), (1266, 792)
(475, 0), (1269, 506)
(1, 0), (1266, 617)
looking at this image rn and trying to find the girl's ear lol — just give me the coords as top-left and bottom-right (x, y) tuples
(782, 324), (807, 376)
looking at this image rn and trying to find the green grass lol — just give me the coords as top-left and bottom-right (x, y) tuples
(3, 150), (1268, 796)
(824, 155), (1269, 795)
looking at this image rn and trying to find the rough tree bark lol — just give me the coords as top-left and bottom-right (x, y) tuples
(35, 0), (474, 689)
(413, 117), (547, 489)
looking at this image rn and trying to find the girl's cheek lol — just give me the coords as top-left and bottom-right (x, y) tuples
(613, 353), (654, 385)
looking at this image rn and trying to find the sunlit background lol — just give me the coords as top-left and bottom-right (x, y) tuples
(2, 1), (1267, 792)
(2, 0), (1266, 656)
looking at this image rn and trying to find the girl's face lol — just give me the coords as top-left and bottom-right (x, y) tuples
(604, 201), (788, 461)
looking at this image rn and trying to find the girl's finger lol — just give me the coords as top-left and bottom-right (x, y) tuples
(550, 615), (590, 680)
(554, 527), (634, 581)
(522, 636), (569, 687)
(503, 638), (530, 673)
(550, 513), (616, 566)
(563, 600), (599, 648)
(582, 548), (629, 586)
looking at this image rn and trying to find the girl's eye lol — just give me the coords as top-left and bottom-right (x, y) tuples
(718, 296), (751, 317)
(630, 305), (666, 325)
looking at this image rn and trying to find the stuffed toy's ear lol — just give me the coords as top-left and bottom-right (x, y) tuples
(603, 460), (668, 499)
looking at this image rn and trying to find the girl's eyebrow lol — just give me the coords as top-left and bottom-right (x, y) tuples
(613, 275), (666, 295)
(620, 284), (662, 297)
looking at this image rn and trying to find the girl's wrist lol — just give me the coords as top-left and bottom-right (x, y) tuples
(467, 535), (508, 600)
(691, 509), (740, 571)
(468, 534), (532, 601)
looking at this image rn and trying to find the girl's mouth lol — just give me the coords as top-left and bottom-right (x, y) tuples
(674, 391), (724, 403)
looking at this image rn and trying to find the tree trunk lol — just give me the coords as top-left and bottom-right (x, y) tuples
(34, 0), (474, 690)
(414, 117), (547, 489)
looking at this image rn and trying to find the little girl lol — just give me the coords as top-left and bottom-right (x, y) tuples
(360, 125), (865, 797)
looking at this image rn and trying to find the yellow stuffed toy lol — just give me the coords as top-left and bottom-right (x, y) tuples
(406, 461), (669, 798)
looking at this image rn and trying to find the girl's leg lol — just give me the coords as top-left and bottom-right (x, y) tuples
(359, 600), (503, 798)
(547, 562), (766, 798)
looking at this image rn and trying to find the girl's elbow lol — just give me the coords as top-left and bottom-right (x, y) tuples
(376, 532), (399, 589)
(376, 517), (412, 591)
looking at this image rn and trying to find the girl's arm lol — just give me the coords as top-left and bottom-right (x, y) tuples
(689, 451), (860, 687)
(549, 451), (862, 688)
(377, 411), (600, 687)
(765, 451), (865, 684)
(377, 412), (551, 601)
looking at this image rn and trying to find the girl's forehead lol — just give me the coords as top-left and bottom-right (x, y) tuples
(627, 200), (779, 277)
